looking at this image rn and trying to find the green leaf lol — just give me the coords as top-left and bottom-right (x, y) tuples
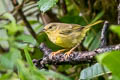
(0, 71), (12, 80)
(91, 11), (104, 23)
(110, 25), (120, 37)
(17, 60), (46, 80)
(34, 24), (44, 33)
(16, 34), (37, 45)
(14, 42), (27, 49)
(97, 51), (120, 78)
(24, 47), (35, 69)
(0, 0), (7, 14)
(60, 15), (87, 25)
(20, 20), (38, 26)
(37, 0), (58, 12)
(83, 30), (101, 50)
(17, 60), (34, 80)
(38, 69), (71, 80)
(23, 47), (47, 80)
(31, 48), (43, 59)
(31, 69), (48, 80)
(0, 29), (9, 49)
(37, 32), (46, 43)
(1, 13), (23, 35)
(88, 31), (101, 50)
(1, 13), (16, 23)
(80, 63), (110, 79)
(83, 31), (95, 49)
(0, 48), (22, 69)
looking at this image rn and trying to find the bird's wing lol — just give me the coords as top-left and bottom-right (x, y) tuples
(71, 24), (84, 32)
(59, 29), (72, 35)
(59, 24), (84, 35)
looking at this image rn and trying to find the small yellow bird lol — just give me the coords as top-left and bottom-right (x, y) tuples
(43, 20), (103, 58)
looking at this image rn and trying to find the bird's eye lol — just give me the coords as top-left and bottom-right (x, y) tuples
(48, 26), (52, 29)
(48, 24), (57, 30)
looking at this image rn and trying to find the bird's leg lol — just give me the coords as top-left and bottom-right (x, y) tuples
(65, 43), (80, 58)
(51, 49), (66, 56)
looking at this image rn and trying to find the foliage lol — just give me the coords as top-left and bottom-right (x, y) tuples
(97, 51), (120, 79)
(80, 63), (110, 79)
(37, 0), (58, 12)
(0, 0), (119, 80)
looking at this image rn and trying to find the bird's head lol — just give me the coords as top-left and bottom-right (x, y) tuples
(43, 23), (60, 34)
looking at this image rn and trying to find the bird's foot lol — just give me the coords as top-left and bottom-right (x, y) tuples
(64, 50), (73, 59)
(50, 49), (66, 57)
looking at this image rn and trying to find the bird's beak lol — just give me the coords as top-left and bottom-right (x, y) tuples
(42, 28), (46, 32)
(40, 28), (46, 33)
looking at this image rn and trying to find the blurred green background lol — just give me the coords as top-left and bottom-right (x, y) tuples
(0, 0), (120, 80)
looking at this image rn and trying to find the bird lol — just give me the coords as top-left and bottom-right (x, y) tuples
(43, 20), (103, 58)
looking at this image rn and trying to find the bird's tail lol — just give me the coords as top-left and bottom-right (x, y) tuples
(86, 20), (103, 28)
(77, 20), (103, 44)
(80, 20), (103, 39)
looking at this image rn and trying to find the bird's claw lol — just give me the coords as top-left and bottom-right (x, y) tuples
(51, 52), (57, 57)
(64, 51), (72, 59)
(50, 52), (58, 58)
(50, 49), (66, 58)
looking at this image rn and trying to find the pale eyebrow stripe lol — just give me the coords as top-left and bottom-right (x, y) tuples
(56, 24), (61, 30)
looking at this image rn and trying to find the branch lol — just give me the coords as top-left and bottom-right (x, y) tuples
(33, 43), (120, 69)
(118, 0), (120, 24)
(11, 0), (38, 42)
(59, 0), (68, 15)
(40, 11), (59, 25)
(100, 21), (109, 48)
(40, 13), (53, 25)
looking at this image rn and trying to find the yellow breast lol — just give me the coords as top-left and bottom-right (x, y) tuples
(47, 29), (86, 49)
(55, 36), (74, 48)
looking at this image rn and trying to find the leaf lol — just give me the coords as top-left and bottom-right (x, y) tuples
(4, 23), (22, 35)
(31, 48), (43, 59)
(0, 71), (12, 80)
(17, 60), (34, 80)
(34, 24), (44, 33)
(80, 63), (110, 79)
(24, 47), (35, 69)
(82, 11), (104, 50)
(20, 20), (38, 26)
(88, 31), (101, 50)
(110, 25), (120, 37)
(37, 0), (58, 12)
(0, 29), (9, 49)
(38, 69), (71, 80)
(37, 32), (46, 43)
(60, 15), (87, 25)
(17, 60), (46, 80)
(16, 34), (37, 45)
(1, 13), (23, 35)
(0, 0), (7, 14)
(97, 51), (120, 78)
(22, 47), (46, 80)
(83, 30), (101, 50)
(14, 42), (27, 49)
(1, 13), (16, 23)
(83, 31), (95, 49)
(91, 11), (104, 23)
(0, 48), (22, 69)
